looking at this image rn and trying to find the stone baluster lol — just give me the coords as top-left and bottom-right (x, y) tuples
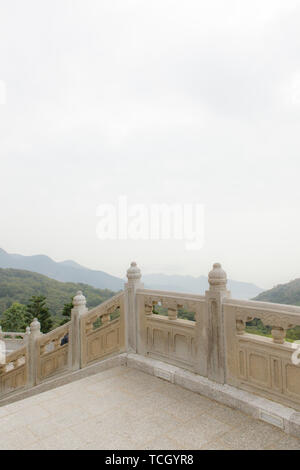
(166, 300), (181, 320)
(55, 336), (62, 348)
(271, 326), (286, 344)
(102, 312), (110, 325)
(14, 358), (20, 368)
(145, 298), (154, 316)
(40, 343), (47, 356)
(236, 319), (245, 335)
(86, 319), (94, 335)
(70, 290), (87, 371)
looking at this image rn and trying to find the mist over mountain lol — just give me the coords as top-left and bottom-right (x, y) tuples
(0, 248), (263, 299)
(143, 273), (263, 299)
(0, 248), (124, 291)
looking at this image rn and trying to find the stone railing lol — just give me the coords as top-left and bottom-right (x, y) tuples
(36, 321), (71, 383)
(0, 327), (29, 354)
(136, 289), (205, 372)
(0, 345), (27, 394)
(130, 262), (300, 410)
(224, 298), (300, 410)
(0, 290), (126, 398)
(0, 261), (300, 413)
(81, 291), (125, 368)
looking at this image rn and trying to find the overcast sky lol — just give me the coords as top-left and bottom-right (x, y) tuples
(0, 0), (300, 288)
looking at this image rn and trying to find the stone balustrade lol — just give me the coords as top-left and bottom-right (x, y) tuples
(0, 326), (29, 354)
(80, 291), (125, 368)
(223, 298), (300, 410)
(0, 261), (300, 413)
(36, 321), (71, 382)
(0, 346), (27, 394)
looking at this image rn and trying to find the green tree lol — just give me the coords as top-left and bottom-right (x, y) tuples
(60, 299), (73, 325)
(26, 296), (53, 333)
(0, 302), (27, 332)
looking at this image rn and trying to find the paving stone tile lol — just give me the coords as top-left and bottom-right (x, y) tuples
(0, 404), (50, 432)
(167, 413), (233, 449)
(27, 415), (66, 440)
(0, 366), (300, 450)
(266, 434), (300, 450)
(26, 428), (87, 450)
(206, 402), (255, 428)
(86, 366), (129, 383)
(115, 413), (180, 446)
(221, 423), (284, 450)
(0, 426), (38, 450)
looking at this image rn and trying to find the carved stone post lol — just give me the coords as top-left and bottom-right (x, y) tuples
(125, 262), (143, 353)
(271, 326), (286, 344)
(70, 291), (87, 371)
(205, 263), (230, 384)
(28, 318), (42, 387)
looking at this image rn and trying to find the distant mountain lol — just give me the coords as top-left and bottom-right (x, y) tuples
(0, 248), (123, 291)
(0, 268), (115, 321)
(253, 278), (300, 306)
(143, 273), (263, 300)
(0, 248), (263, 299)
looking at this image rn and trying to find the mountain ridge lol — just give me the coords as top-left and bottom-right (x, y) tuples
(143, 273), (263, 299)
(0, 248), (264, 299)
(253, 278), (300, 306)
(0, 248), (124, 291)
(0, 267), (116, 322)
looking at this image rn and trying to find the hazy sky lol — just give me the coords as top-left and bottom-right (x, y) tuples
(1, 0), (300, 288)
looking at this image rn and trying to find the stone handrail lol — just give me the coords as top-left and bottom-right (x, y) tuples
(0, 345), (27, 372)
(223, 298), (300, 410)
(0, 261), (300, 413)
(0, 327), (29, 356)
(81, 291), (125, 368)
(0, 346), (27, 394)
(137, 288), (205, 319)
(133, 263), (300, 409)
(0, 331), (27, 340)
(37, 321), (71, 353)
(36, 321), (71, 382)
(224, 297), (300, 344)
(0, 290), (126, 397)
(82, 291), (124, 325)
(137, 287), (206, 301)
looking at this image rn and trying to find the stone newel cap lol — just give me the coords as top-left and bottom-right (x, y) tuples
(208, 262), (227, 290)
(30, 318), (41, 331)
(127, 261), (142, 281)
(73, 290), (87, 307)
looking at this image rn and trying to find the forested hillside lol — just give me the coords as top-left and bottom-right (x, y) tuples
(248, 278), (300, 341)
(254, 278), (300, 306)
(0, 268), (116, 326)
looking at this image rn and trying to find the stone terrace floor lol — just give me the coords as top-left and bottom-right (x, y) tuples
(0, 365), (300, 450)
